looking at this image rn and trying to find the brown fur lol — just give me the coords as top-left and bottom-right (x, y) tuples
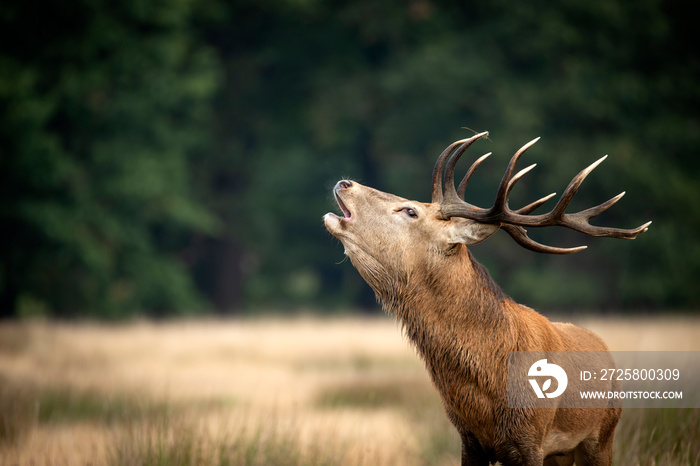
(324, 181), (620, 466)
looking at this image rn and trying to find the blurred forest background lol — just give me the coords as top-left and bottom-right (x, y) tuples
(1, 0), (698, 319)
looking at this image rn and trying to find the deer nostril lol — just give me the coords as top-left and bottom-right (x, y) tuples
(337, 180), (353, 190)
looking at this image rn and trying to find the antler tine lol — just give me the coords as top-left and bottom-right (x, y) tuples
(567, 191), (652, 238)
(576, 191), (625, 220)
(432, 133), (650, 252)
(511, 155), (650, 239)
(491, 137), (540, 213)
(564, 214), (652, 238)
(501, 225), (588, 255)
(506, 163), (537, 198)
(550, 155), (608, 217)
(516, 192), (557, 215)
(442, 132), (490, 202)
(431, 138), (472, 203)
(457, 152), (492, 199)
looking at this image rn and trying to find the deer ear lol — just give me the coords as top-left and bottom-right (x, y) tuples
(444, 218), (499, 245)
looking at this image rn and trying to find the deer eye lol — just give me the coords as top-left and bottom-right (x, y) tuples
(400, 207), (418, 218)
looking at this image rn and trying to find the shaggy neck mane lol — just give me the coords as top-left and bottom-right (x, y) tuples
(380, 245), (516, 396)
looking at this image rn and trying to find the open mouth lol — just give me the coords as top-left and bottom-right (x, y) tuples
(330, 180), (354, 221)
(334, 189), (352, 220)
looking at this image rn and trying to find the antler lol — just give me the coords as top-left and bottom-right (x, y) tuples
(431, 132), (652, 254)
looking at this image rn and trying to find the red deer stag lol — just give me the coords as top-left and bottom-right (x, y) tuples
(323, 132), (650, 466)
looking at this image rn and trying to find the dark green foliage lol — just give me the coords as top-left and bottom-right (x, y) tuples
(1, 0), (699, 317)
(0, 0), (220, 317)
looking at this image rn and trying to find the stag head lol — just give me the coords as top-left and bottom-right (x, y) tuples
(324, 178), (498, 296)
(324, 132), (650, 293)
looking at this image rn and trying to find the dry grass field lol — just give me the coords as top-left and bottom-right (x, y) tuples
(0, 314), (699, 465)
